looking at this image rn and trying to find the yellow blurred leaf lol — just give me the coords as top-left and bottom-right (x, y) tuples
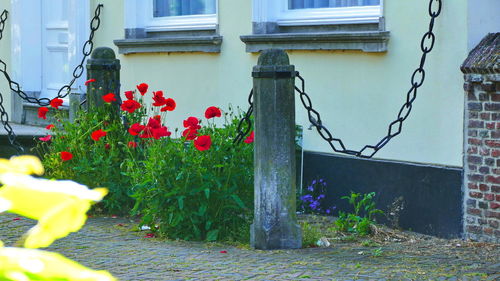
(0, 247), (116, 281)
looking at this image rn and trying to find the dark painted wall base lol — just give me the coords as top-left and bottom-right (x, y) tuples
(302, 151), (464, 238)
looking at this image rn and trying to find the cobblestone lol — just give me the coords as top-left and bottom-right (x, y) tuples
(1, 213), (499, 280)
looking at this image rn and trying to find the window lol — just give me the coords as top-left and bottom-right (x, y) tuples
(114, 0), (222, 54)
(240, 0), (388, 53)
(279, 0), (381, 25)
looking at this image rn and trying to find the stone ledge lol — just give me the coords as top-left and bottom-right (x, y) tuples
(240, 31), (390, 53)
(114, 36), (223, 54)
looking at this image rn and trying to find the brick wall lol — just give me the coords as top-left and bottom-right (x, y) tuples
(464, 78), (500, 242)
(461, 33), (499, 242)
(461, 33), (500, 243)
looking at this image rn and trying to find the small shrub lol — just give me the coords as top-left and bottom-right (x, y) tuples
(300, 221), (322, 247)
(334, 192), (383, 236)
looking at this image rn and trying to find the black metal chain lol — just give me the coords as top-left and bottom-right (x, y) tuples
(0, 4), (103, 154)
(0, 4), (103, 106)
(295, 0), (442, 158)
(233, 90), (253, 144)
(0, 10), (7, 41)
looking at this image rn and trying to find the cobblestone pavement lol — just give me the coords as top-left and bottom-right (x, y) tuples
(1, 213), (499, 281)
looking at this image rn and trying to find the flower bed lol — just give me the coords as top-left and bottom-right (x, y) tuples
(37, 82), (254, 242)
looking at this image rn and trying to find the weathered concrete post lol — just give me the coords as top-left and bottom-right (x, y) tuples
(86, 47), (121, 111)
(251, 49), (302, 249)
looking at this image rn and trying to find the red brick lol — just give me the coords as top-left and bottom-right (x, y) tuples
(492, 130), (500, 138)
(492, 94), (500, 102)
(492, 112), (500, 120)
(467, 208), (482, 215)
(468, 183), (478, 190)
(467, 225), (482, 234)
(480, 113), (491, 120)
(479, 148), (490, 156)
(492, 185), (500, 193)
(486, 122), (495, 129)
(485, 140), (500, 147)
(489, 220), (499, 229)
(497, 122), (500, 129)
(484, 228), (494, 235)
(468, 155), (483, 164)
(469, 120), (484, 128)
(485, 193), (495, 201)
(479, 166), (490, 174)
(491, 202), (500, 209)
(479, 184), (489, 192)
(486, 211), (500, 219)
(470, 192), (483, 199)
(486, 175), (500, 184)
(485, 103), (500, 111)
(469, 165), (478, 172)
(497, 194), (500, 201)
(468, 146), (478, 154)
(492, 150), (500, 157)
(469, 174), (484, 182)
(468, 138), (482, 145)
(493, 169), (500, 175)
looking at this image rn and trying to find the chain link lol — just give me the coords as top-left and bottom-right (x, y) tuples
(0, 10), (7, 41)
(0, 4), (103, 153)
(234, 90), (253, 144)
(295, 0), (441, 158)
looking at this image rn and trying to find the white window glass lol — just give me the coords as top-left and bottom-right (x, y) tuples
(154, 0), (216, 17)
(288, 0), (380, 9)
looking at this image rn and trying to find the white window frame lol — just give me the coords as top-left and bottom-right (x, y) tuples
(126, 0), (218, 33)
(254, 0), (383, 27)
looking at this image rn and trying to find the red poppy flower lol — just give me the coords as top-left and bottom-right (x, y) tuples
(104, 143), (111, 150)
(38, 107), (49, 119)
(129, 123), (145, 136)
(60, 151), (73, 161)
(160, 98), (176, 112)
(183, 117), (201, 130)
(137, 83), (148, 95)
(152, 91), (167, 107)
(128, 141), (137, 148)
(13, 217), (21, 221)
(46, 124), (55, 130)
(91, 129), (107, 141)
(121, 99), (141, 113)
(85, 79), (95, 86)
(205, 106), (221, 119)
(220, 250), (228, 254)
(244, 131), (254, 144)
(102, 93), (117, 103)
(125, 91), (134, 100)
(194, 135), (211, 151)
(144, 233), (154, 238)
(182, 128), (198, 140)
(50, 98), (63, 109)
(152, 126), (171, 139)
(39, 135), (52, 142)
(153, 115), (161, 123)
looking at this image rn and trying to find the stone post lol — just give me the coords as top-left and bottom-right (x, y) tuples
(251, 49), (302, 249)
(86, 47), (121, 112)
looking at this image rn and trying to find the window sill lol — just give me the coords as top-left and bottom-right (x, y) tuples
(240, 30), (389, 53)
(113, 35), (223, 54)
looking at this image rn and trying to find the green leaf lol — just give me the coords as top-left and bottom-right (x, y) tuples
(230, 194), (246, 209)
(206, 229), (219, 241)
(204, 188), (210, 199)
(178, 196), (185, 210)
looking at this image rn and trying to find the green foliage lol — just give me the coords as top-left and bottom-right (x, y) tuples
(38, 105), (135, 215)
(300, 221), (322, 247)
(334, 192), (383, 236)
(126, 108), (254, 242)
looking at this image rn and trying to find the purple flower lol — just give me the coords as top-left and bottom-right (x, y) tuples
(317, 194), (325, 199)
(319, 179), (324, 183)
(300, 194), (313, 202)
(309, 200), (320, 210)
(326, 209), (331, 214)
(307, 185), (314, 192)
(312, 180), (317, 185)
